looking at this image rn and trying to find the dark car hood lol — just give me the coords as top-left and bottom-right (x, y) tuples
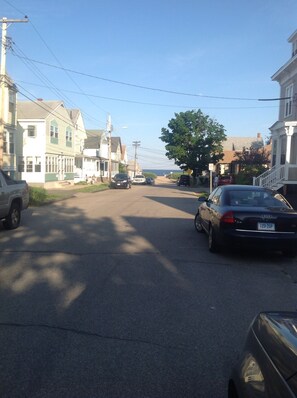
(253, 312), (297, 380)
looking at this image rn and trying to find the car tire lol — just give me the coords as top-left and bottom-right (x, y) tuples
(282, 249), (297, 258)
(209, 224), (219, 253)
(194, 213), (204, 233)
(3, 202), (21, 230)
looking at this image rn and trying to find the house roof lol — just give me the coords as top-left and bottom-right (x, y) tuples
(84, 130), (106, 149)
(217, 150), (238, 164)
(17, 100), (64, 120)
(84, 136), (100, 149)
(68, 109), (80, 124)
(111, 137), (121, 152)
(86, 129), (105, 138)
(223, 134), (263, 151)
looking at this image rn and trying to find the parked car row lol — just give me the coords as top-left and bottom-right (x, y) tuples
(110, 174), (156, 189)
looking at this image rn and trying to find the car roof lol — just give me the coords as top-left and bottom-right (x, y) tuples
(218, 184), (273, 192)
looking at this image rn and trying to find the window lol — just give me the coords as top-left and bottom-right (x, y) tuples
(285, 84), (293, 117)
(28, 125), (36, 137)
(281, 136), (286, 165)
(50, 121), (59, 144)
(35, 157), (41, 172)
(3, 131), (7, 153)
(3, 132), (14, 154)
(66, 127), (73, 147)
(272, 140), (277, 166)
(50, 125), (58, 138)
(66, 127), (72, 142)
(26, 157), (33, 172)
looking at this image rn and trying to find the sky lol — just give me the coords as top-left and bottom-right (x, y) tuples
(1, 0), (297, 170)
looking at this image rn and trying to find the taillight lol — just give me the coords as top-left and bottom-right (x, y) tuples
(221, 211), (235, 224)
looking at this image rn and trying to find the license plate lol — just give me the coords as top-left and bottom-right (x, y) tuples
(117, 183), (121, 186)
(257, 222), (275, 231)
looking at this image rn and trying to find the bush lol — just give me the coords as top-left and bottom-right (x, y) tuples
(29, 186), (47, 206)
(143, 172), (157, 179)
(169, 172), (183, 180)
(199, 176), (209, 186)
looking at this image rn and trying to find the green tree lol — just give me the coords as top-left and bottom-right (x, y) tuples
(119, 163), (127, 173)
(235, 147), (270, 184)
(160, 110), (226, 178)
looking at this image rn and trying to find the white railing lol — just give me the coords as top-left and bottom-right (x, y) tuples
(253, 165), (285, 188)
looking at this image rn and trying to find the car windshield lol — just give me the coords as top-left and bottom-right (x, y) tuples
(135, 175), (144, 178)
(227, 190), (290, 208)
(114, 174), (127, 179)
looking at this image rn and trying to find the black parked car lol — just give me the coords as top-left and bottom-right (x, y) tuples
(194, 185), (297, 256)
(177, 175), (190, 186)
(229, 311), (297, 398)
(110, 173), (131, 189)
(145, 177), (155, 185)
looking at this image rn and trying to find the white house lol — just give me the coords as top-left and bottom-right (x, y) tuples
(83, 131), (127, 179)
(84, 129), (109, 179)
(255, 29), (297, 191)
(17, 100), (76, 187)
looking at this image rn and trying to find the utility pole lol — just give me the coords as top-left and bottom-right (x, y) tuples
(0, 17), (28, 167)
(107, 114), (113, 183)
(132, 141), (141, 177)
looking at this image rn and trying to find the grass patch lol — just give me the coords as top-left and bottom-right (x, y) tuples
(29, 187), (48, 206)
(196, 191), (208, 197)
(76, 183), (109, 193)
(29, 183), (110, 206)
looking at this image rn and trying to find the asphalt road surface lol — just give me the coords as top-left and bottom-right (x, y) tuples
(0, 178), (297, 398)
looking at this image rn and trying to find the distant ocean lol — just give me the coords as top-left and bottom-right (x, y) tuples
(143, 169), (181, 176)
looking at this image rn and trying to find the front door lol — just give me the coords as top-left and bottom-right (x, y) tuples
(58, 156), (64, 181)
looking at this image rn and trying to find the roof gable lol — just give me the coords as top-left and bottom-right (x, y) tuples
(17, 100), (65, 120)
(223, 135), (263, 151)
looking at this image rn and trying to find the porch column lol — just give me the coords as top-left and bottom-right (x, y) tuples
(285, 126), (294, 180)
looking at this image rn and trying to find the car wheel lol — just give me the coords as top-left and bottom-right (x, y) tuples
(282, 249), (297, 258)
(3, 202), (21, 230)
(194, 213), (204, 233)
(209, 224), (219, 253)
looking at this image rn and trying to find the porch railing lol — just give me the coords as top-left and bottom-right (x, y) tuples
(253, 165), (285, 189)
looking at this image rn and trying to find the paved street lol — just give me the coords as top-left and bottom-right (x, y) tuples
(0, 178), (297, 398)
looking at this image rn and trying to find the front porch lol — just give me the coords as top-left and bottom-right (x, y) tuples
(253, 164), (297, 191)
(254, 120), (297, 191)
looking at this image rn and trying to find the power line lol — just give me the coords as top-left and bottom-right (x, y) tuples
(4, 0), (109, 118)
(14, 80), (278, 110)
(17, 85), (92, 136)
(10, 53), (289, 102)
(11, 43), (105, 128)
